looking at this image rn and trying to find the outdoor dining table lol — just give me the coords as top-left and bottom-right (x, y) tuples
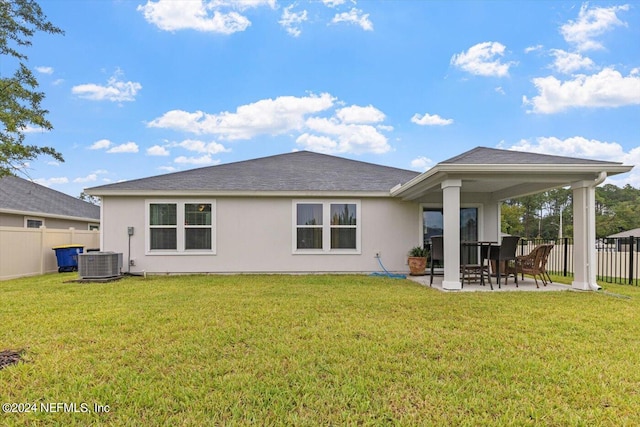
(461, 241), (497, 289)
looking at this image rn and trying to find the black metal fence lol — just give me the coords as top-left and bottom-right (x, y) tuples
(518, 237), (640, 286)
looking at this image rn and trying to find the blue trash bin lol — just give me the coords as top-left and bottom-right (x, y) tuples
(52, 245), (84, 272)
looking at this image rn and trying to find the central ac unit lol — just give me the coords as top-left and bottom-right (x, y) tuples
(78, 252), (122, 279)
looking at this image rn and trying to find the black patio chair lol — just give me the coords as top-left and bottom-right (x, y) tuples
(487, 236), (520, 288)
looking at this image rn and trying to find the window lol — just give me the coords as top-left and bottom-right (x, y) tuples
(294, 201), (360, 253)
(147, 200), (215, 254)
(25, 217), (44, 228)
(330, 203), (357, 249)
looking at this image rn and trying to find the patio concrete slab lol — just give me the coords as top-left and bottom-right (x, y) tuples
(408, 274), (573, 292)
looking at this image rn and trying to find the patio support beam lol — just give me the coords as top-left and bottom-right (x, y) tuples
(571, 180), (599, 290)
(442, 179), (462, 290)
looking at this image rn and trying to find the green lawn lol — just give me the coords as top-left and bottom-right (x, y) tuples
(1, 274), (639, 426)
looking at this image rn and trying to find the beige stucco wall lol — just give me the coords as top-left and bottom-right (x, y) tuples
(101, 196), (420, 274)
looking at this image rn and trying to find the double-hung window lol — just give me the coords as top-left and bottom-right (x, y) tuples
(147, 200), (215, 254)
(294, 200), (360, 253)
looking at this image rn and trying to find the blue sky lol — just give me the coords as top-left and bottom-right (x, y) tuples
(16, 0), (640, 197)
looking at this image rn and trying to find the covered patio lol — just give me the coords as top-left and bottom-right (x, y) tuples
(408, 274), (573, 292)
(391, 147), (632, 291)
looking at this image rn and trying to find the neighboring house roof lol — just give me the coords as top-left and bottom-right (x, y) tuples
(608, 228), (640, 238)
(0, 175), (100, 221)
(86, 151), (421, 196)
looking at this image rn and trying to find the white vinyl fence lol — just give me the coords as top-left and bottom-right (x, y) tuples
(0, 226), (100, 281)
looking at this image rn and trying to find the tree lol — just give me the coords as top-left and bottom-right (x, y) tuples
(79, 191), (100, 205)
(0, 0), (64, 177)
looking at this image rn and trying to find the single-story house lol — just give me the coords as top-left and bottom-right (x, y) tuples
(608, 228), (640, 239)
(607, 228), (640, 252)
(0, 175), (100, 230)
(86, 147), (632, 291)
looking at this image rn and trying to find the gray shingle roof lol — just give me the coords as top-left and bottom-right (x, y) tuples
(87, 151), (420, 193)
(608, 228), (640, 238)
(441, 147), (623, 165)
(0, 175), (100, 220)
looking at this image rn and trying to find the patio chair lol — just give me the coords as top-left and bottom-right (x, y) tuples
(460, 243), (491, 288)
(429, 236), (444, 287)
(487, 236), (520, 288)
(540, 244), (554, 284)
(512, 244), (554, 288)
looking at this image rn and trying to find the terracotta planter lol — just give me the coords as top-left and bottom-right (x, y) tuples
(408, 256), (427, 276)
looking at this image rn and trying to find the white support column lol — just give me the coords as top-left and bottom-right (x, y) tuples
(572, 181), (598, 290)
(442, 179), (462, 290)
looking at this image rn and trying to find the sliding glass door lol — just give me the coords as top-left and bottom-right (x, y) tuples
(423, 207), (478, 265)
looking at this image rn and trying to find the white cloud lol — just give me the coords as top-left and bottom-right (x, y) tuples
(34, 177), (69, 187)
(150, 93), (394, 155)
(331, 8), (373, 31)
(495, 86), (506, 95)
(47, 161), (60, 167)
(524, 68), (640, 114)
(177, 139), (230, 154)
(560, 3), (629, 51)
(74, 174), (98, 184)
(174, 155), (220, 165)
(524, 45), (543, 54)
(411, 113), (453, 126)
(279, 5), (307, 37)
(107, 142), (139, 153)
(410, 156), (434, 171)
(147, 145), (170, 156)
(72, 70), (142, 102)
(507, 136), (639, 187)
(451, 42), (514, 77)
(148, 93), (336, 140)
(22, 125), (48, 133)
(137, 0), (275, 34)
(159, 166), (178, 173)
(550, 49), (595, 74)
(52, 79), (64, 86)
(89, 139), (112, 150)
(295, 134), (338, 154)
(336, 105), (385, 124)
(35, 66), (54, 74)
(300, 117), (390, 154)
(323, 0), (346, 7)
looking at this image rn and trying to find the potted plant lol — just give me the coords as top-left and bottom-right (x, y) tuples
(408, 246), (428, 276)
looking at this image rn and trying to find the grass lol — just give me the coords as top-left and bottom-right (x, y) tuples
(1, 274), (640, 425)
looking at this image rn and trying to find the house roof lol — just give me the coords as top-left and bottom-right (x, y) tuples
(607, 228), (640, 238)
(0, 175), (100, 221)
(86, 151), (421, 196)
(441, 147), (621, 165)
(392, 146), (633, 202)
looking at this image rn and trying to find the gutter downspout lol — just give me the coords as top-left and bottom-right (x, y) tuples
(588, 172), (607, 291)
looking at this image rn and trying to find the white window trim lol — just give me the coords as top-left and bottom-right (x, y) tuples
(292, 200), (361, 255)
(25, 217), (44, 228)
(145, 200), (216, 255)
